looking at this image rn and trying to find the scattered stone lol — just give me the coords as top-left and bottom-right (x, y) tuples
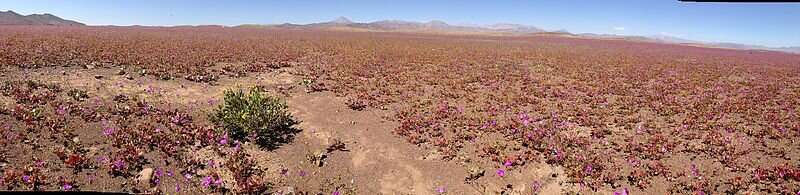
(465, 165), (485, 182)
(137, 168), (154, 184)
(285, 187), (295, 195)
(94, 75), (103, 79)
(84, 64), (95, 69)
(72, 137), (80, 143)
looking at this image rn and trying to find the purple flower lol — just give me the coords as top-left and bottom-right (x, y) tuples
(207, 160), (215, 168)
(332, 191), (341, 195)
(690, 164), (699, 177)
(201, 176), (212, 188)
(184, 173), (193, 180)
(299, 170), (307, 177)
(504, 160), (513, 167)
(175, 184), (181, 192)
(56, 106), (67, 115)
(613, 188), (629, 195)
(96, 156), (108, 163)
(436, 186), (446, 193)
(233, 141), (242, 151)
(102, 127), (115, 136)
(22, 175), (31, 183)
(584, 164), (594, 174)
(35, 160), (45, 167)
(112, 159), (127, 170)
(219, 133), (229, 145)
(519, 113), (530, 126)
(63, 183), (73, 190)
(531, 181), (542, 192)
(496, 169), (506, 177)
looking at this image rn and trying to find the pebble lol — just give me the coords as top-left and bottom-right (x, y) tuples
(137, 168), (154, 184)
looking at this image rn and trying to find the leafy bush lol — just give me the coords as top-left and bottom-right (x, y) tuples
(210, 87), (298, 149)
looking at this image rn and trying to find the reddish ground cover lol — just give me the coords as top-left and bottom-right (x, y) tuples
(1, 26), (799, 194)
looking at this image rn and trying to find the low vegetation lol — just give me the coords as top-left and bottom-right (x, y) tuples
(1, 26), (799, 194)
(210, 87), (298, 149)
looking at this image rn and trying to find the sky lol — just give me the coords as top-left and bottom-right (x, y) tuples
(2, 0), (799, 47)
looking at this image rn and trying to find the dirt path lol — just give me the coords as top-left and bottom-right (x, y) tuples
(285, 91), (474, 194)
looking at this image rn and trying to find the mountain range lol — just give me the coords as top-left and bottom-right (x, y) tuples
(250, 16), (545, 35)
(0, 10), (84, 26)
(0, 11), (796, 54)
(243, 17), (799, 54)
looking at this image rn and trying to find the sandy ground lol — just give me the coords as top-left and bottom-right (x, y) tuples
(1, 65), (583, 194)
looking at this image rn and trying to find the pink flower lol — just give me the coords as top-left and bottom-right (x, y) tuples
(436, 186), (446, 193)
(201, 176), (212, 188)
(584, 164), (594, 174)
(63, 183), (73, 190)
(103, 127), (114, 136)
(56, 106), (67, 115)
(496, 169), (506, 177)
(519, 113), (530, 126)
(219, 133), (229, 145)
(613, 188), (629, 195)
(503, 160), (513, 167)
(332, 191), (341, 195)
(531, 181), (542, 193)
(112, 159), (127, 170)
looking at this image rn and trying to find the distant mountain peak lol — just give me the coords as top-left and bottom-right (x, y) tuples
(331, 16), (353, 24)
(0, 10), (84, 26)
(427, 20), (448, 25)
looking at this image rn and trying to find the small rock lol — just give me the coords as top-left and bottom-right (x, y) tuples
(117, 70), (126, 75)
(285, 187), (295, 195)
(125, 74), (134, 80)
(137, 168), (154, 184)
(72, 137), (80, 143)
(60, 71), (67, 75)
(84, 64), (95, 69)
(94, 75), (103, 79)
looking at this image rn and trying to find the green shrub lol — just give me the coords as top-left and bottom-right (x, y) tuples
(210, 87), (298, 149)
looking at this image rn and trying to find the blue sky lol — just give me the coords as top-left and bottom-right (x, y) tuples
(3, 0), (799, 47)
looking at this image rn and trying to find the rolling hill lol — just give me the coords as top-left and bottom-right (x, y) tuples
(0, 10), (84, 26)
